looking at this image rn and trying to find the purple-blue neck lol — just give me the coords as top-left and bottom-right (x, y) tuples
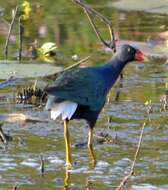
(97, 55), (126, 91)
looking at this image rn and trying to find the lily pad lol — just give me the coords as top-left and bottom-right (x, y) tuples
(110, 0), (168, 14)
(0, 61), (63, 79)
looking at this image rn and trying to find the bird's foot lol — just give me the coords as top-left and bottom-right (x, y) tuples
(65, 162), (72, 169)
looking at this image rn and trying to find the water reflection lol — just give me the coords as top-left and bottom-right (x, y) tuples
(63, 166), (93, 190)
(63, 167), (70, 190)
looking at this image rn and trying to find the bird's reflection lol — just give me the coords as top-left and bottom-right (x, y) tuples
(62, 160), (96, 190)
(63, 167), (70, 190)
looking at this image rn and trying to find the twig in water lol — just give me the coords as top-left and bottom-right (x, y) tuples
(114, 78), (123, 102)
(40, 154), (45, 175)
(4, 6), (18, 60)
(144, 100), (153, 122)
(160, 94), (168, 111)
(115, 122), (146, 190)
(12, 183), (18, 190)
(0, 124), (12, 144)
(86, 178), (94, 190)
(0, 124), (8, 144)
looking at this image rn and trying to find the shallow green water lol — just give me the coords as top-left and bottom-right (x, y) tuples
(0, 0), (168, 190)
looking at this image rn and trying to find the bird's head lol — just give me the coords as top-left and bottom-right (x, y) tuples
(117, 44), (144, 63)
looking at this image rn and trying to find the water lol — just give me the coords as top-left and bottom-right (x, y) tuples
(0, 0), (168, 189)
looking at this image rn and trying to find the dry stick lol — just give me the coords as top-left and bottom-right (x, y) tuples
(112, 79), (123, 102)
(72, 0), (116, 51)
(108, 25), (116, 53)
(84, 9), (110, 48)
(72, 0), (111, 26)
(0, 124), (8, 144)
(12, 184), (18, 190)
(115, 122), (146, 190)
(40, 155), (45, 175)
(4, 6), (18, 60)
(64, 55), (91, 71)
(82, 1), (115, 50)
(18, 16), (24, 61)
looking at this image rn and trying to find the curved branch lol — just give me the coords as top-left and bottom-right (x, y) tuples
(116, 122), (146, 190)
(72, 0), (116, 52)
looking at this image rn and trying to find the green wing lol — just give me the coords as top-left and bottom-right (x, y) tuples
(46, 68), (106, 110)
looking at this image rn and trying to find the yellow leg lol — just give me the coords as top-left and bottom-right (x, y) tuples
(88, 128), (96, 166)
(64, 120), (72, 166)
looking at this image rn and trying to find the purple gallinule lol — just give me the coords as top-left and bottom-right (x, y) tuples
(45, 44), (144, 166)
